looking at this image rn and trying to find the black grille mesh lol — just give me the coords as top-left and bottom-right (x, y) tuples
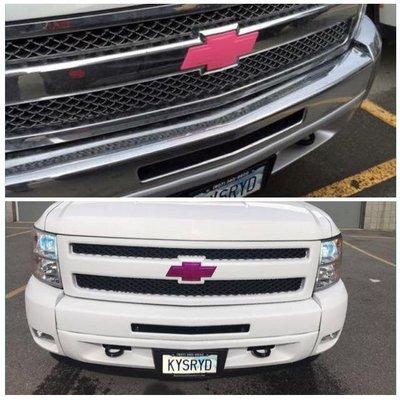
(75, 274), (303, 296)
(6, 22), (349, 136)
(6, 4), (316, 63)
(72, 243), (308, 260)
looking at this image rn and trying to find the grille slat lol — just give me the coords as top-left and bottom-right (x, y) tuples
(75, 274), (303, 296)
(6, 4), (316, 63)
(72, 243), (308, 260)
(6, 22), (349, 137)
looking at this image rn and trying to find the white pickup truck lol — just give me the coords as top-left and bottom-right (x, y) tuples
(26, 201), (347, 376)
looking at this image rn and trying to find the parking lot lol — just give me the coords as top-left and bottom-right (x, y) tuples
(6, 223), (395, 395)
(259, 39), (396, 197)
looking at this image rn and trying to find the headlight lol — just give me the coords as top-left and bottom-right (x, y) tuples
(314, 235), (343, 291)
(33, 229), (62, 288)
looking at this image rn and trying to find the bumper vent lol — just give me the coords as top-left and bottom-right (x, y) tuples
(72, 243), (308, 260)
(6, 4), (315, 64)
(75, 274), (304, 296)
(6, 22), (349, 137)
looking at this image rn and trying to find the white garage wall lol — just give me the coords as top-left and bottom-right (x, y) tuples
(364, 202), (396, 230)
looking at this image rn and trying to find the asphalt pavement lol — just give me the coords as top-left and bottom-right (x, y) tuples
(257, 39), (396, 197)
(5, 224), (396, 394)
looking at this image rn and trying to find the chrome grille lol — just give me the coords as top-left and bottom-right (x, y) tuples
(72, 243), (308, 260)
(75, 274), (304, 296)
(6, 4), (316, 64)
(6, 22), (350, 137)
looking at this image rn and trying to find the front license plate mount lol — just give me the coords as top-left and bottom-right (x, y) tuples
(153, 349), (228, 377)
(176, 156), (276, 197)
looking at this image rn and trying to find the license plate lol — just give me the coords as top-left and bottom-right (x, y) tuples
(162, 354), (218, 375)
(195, 165), (266, 197)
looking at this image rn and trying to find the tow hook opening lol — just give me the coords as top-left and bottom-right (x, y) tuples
(32, 328), (55, 343)
(103, 344), (132, 358)
(296, 133), (315, 146)
(247, 345), (275, 358)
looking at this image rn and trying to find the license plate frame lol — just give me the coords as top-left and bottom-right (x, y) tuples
(153, 349), (228, 377)
(181, 156), (276, 198)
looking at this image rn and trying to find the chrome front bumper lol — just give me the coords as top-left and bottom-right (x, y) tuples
(6, 17), (381, 197)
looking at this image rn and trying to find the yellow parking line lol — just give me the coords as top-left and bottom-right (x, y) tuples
(6, 285), (27, 300)
(344, 241), (395, 267)
(361, 99), (396, 127)
(306, 158), (396, 197)
(6, 229), (32, 238)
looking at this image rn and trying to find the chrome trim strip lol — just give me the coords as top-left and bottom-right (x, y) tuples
(6, 38), (201, 76)
(240, 4), (328, 34)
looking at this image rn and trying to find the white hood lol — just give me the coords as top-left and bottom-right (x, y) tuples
(36, 201), (338, 241)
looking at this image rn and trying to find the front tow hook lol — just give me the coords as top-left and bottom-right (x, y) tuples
(103, 344), (132, 358)
(247, 345), (275, 358)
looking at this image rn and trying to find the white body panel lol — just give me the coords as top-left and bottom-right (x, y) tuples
(27, 201), (346, 371)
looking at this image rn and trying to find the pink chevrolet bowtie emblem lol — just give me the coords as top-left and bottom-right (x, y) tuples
(166, 261), (216, 282)
(181, 30), (259, 72)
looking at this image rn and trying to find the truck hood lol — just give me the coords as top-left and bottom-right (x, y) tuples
(37, 201), (338, 242)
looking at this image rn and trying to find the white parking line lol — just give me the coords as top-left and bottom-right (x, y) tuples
(343, 241), (395, 267)
(6, 230), (32, 238)
(344, 235), (395, 240)
(6, 226), (33, 229)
